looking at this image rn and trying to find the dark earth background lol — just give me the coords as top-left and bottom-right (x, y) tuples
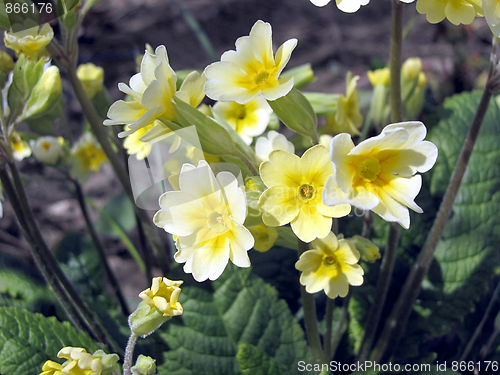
(0, 0), (495, 306)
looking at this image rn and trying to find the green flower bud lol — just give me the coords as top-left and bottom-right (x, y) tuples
(77, 63), (104, 99)
(129, 300), (171, 337)
(349, 235), (380, 263)
(368, 68), (390, 126)
(92, 349), (120, 375)
(131, 355), (156, 375)
(19, 66), (62, 122)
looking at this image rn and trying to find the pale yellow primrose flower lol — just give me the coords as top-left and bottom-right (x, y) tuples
(70, 133), (107, 182)
(324, 72), (363, 136)
(204, 20), (297, 104)
(258, 145), (351, 243)
(213, 97), (273, 145)
(4, 21), (53, 59)
(349, 235), (381, 262)
(483, 0), (500, 37)
(154, 160), (254, 281)
(295, 232), (364, 299)
(30, 136), (65, 165)
(255, 130), (295, 164)
(39, 360), (64, 375)
(56, 347), (102, 375)
(77, 63), (104, 99)
(416, 0), (484, 25)
(123, 122), (156, 160)
(104, 45), (206, 138)
(10, 132), (31, 161)
(139, 277), (183, 317)
(336, 0), (370, 13)
(367, 67), (390, 87)
(322, 122), (438, 229)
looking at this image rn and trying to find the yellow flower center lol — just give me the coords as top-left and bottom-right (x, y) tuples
(236, 107), (247, 119)
(207, 211), (227, 233)
(254, 70), (270, 85)
(357, 157), (380, 182)
(322, 255), (337, 268)
(299, 184), (315, 200)
(41, 141), (51, 151)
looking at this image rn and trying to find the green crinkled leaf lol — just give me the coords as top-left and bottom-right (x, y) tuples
(0, 306), (100, 375)
(237, 343), (286, 375)
(419, 91), (500, 336)
(158, 265), (313, 375)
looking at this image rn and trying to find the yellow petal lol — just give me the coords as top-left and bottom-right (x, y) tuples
(290, 204), (332, 243)
(259, 186), (299, 226)
(260, 150), (301, 188)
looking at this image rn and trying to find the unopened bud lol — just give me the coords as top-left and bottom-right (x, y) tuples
(77, 63), (104, 99)
(131, 355), (156, 375)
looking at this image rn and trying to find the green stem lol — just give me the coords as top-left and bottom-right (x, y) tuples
(330, 291), (351, 359)
(123, 333), (138, 375)
(298, 239), (324, 364)
(371, 60), (495, 365)
(0, 166), (87, 332)
(357, 0), (404, 362)
(358, 223), (400, 362)
(460, 277), (500, 361)
(73, 180), (130, 316)
(324, 297), (335, 361)
(5, 160), (119, 353)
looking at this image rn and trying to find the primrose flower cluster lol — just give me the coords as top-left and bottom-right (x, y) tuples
(311, 0), (499, 37)
(101, 19), (438, 304)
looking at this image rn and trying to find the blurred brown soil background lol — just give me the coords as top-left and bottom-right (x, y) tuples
(0, 0), (494, 306)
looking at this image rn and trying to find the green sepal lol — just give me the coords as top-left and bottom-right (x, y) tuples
(267, 88), (318, 143)
(128, 300), (170, 338)
(280, 63), (315, 90)
(170, 96), (239, 157)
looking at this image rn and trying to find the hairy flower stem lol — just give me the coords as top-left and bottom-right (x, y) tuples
(0, 162), (119, 352)
(298, 238), (325, 364)
(371, 82), (494, 363)
(73, 180), (130, 316)
(357, 0), (403, 362)
(124, 333), (139, 375)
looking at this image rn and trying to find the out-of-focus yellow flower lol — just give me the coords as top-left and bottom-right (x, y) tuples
(10, 132), (31, 161)
(4, 21), (53, 59)
(368, 68), (390, 126)
(483, 0), (500, 37)
(324, 72), (363, 136)
(123, 122), (156, 160)
(154, 160), (254, 281)
(401, 57), (427, 119)
(104, 45), (206, 139)
(255, 130), (295, 164)
(349, 235), (380, 262)
(204, 20), (297, 104)
(139, 277), (183, 317)
(213, 97), (272, 145)
(416, 0), (484, 25)
(77, 63), (104, 99)
(295, 232), (363, 298)
(322, 122), (438, 229)
(258, 145), (350, 243)
(70, 133), (107, 182)
(248, 224), (279, 252)
(367, 68), (390, 87)
(0, 51), (14, 73)
(30, 136), (65, 165)
(335, 0), (370, 13)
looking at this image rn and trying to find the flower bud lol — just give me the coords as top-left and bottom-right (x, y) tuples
(19, 66), (62, 122)
(77, 63), (104, 99)
(368, 67), (390, 126)
(349, 235), (380, 262)
(0, 51), (14, 88)
(92, 349), (120, 375)
(401, 57), (422, 101)
(129, 277), (183, 337)
(30, 136), (65, 165)
(131, 355), (156, 375)
(248, 224), (278, 252)
(4, 21), (53, 59)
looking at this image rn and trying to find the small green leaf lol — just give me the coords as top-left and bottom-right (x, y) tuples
(303, 92), (339, 116)
(268, 88), (318, 143)
(280, 64), (316, 90)
(237, 344), (286, 375)
(0, 306), (100, 375)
